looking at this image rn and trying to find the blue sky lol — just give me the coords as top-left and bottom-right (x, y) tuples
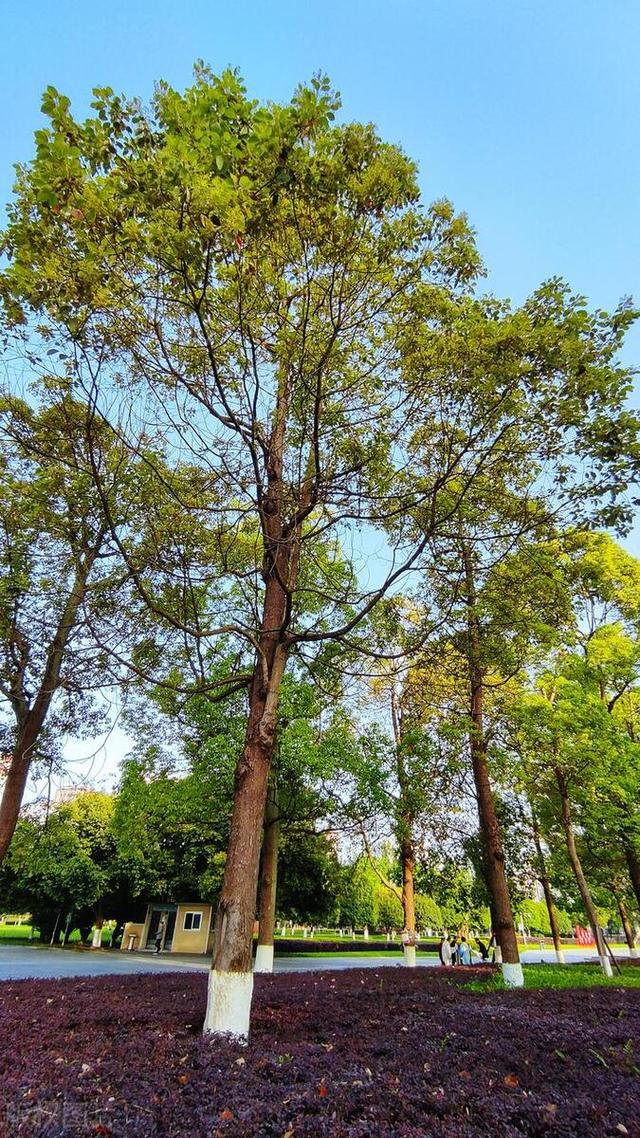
(3, 0), (639, 336)
(4, 1), (639, 514)
(3, 0), (638, 786)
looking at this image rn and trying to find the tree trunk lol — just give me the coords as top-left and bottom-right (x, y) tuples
(625, 843), (640, 913)
(204, 564), (290, 1039)
(462, 543), (522, 986)
(391, 689), (417, 967)
(530, 805), (565, 963)
(400, 834), (417, 966)
(0, 747), (32, 863)
(254, 783), (280, 974)
(471, 733), (521, 981)
(612, 882), (638, 958)
(204, 363), (316, 1037)
(91, 915), (104, 949)
(556, 768), (612, 976)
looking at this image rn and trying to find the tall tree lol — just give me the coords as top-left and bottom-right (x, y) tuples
(1, 69), (484, 1037)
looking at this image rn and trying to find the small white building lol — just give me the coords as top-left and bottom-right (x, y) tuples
(122, 901), (215, 954)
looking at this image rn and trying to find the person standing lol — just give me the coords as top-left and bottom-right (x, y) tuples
(474, 937), (490, 962)
(439, 934), (452, 966)
(154, 915), (167, 954)
(458, 936), (471, 965)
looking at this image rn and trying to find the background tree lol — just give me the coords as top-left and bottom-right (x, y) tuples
(0, 790), (141, 944)
(0, 391), (163, 864)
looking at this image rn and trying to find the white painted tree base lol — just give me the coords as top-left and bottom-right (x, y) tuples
(630, 947), (639, 959)
(493, 945), (503, 964)
(91, 929), (102, 948)
(555, 949), (566, 964)
(599, 954), (613, 978)
(203, 970), (254, 1042)
(254, 944), (274, 973)
(502, 962), (524, 987)
(403, 945), (416, 967)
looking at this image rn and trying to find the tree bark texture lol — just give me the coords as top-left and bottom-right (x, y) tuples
(0, 749), (32, 864)
(211, 619), (287, 974)
(400, 834), (416, 946)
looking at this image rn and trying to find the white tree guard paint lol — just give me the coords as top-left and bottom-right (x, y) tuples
(493, 945), (503, 964)
(91, 928), (102, 948)
(598, 954), (613, 978)
(555, 949), (566, 964)
(203, 970), (254, 1041)
(502, 962), (524, 987)
(630, 947), (639, 959)
(403, 945), (417, 967)
(253, 944), (274, 973)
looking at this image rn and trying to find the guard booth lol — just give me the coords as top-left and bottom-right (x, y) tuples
(122, 902), (214, 954)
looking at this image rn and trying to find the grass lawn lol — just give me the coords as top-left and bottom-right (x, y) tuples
(523, 962), (640, 989)
(0, 923), (114, 947)
(456, 961), (640, 993)
(0, 923), (33, 941)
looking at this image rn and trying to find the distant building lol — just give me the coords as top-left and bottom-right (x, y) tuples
(50, 785), (81, 807)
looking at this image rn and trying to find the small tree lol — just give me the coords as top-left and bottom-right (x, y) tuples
(0, 392), (157, 864)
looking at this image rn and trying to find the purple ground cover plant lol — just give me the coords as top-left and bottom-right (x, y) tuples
(0, 967), (638, 1137)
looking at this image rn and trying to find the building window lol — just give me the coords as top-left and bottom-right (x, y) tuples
(183, 911), (202, 931)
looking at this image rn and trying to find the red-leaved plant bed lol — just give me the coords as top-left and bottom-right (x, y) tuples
(0, 968), (639, 1137)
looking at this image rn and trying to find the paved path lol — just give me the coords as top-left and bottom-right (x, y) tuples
(0, 945), (209, 981)
(0, 944), (632, 982)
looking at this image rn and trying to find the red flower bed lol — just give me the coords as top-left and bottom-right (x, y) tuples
(0, 968), (638, 1137)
